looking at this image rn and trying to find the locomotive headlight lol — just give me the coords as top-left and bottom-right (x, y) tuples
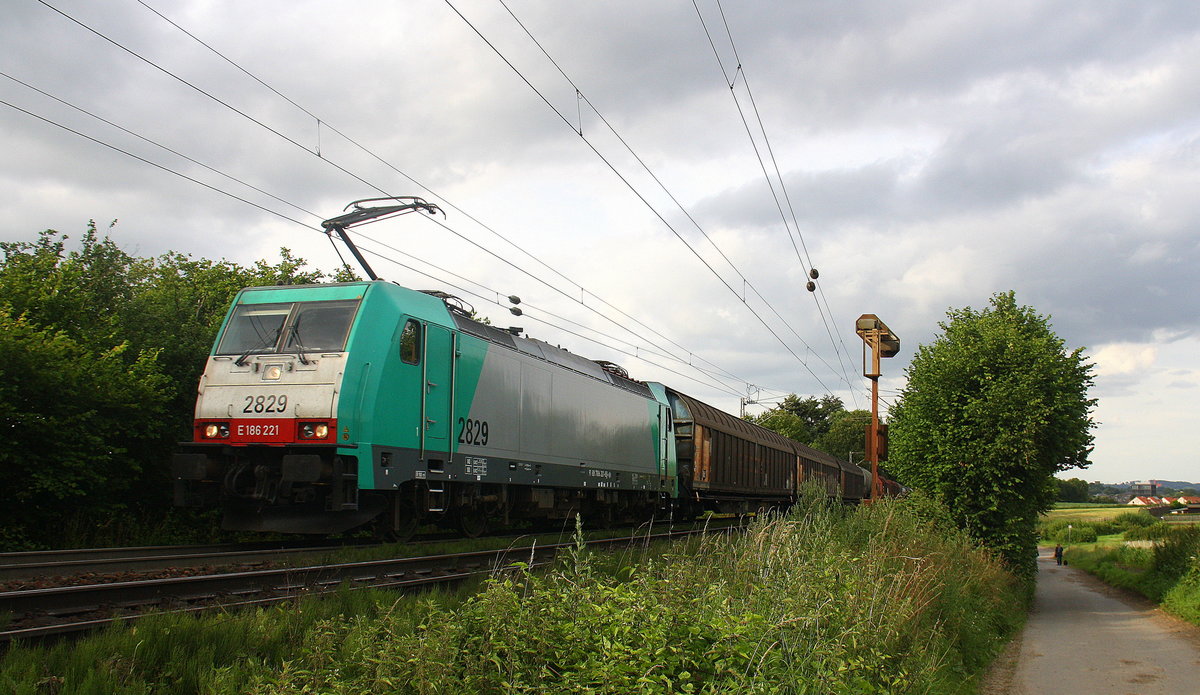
(299, 422), (330, 439)
(204, 423), (230, 439)
(263, 364), (283, 381)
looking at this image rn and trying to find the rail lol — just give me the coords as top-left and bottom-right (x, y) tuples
(0, 524), (736, 642)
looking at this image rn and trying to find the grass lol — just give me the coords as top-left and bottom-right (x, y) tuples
(1044, 506), (1147, 523)
(1, 491), (1025, 694)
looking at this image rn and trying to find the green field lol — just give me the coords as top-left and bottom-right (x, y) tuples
(1044, 504), (1149, 523)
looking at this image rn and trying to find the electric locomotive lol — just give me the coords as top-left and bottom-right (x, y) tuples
(172, 280), (680, 538)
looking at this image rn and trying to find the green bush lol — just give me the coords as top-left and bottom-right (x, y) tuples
(1163, 562), (1200, 623)
(1112, 511), (1157, 529)
(1124, 522), (1177, 541)
(1153, 526), (1200, 582)
(1039, 518), (1073, 540)
(1068, 545), (1171, 598)
(1056, 525), (1097, 544)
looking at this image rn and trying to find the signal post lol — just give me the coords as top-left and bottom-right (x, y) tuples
(855, 315), (899, 501)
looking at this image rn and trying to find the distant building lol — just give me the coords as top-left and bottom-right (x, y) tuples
(1131, 481), (1160, 497)
(1128, 496), (1164, 506)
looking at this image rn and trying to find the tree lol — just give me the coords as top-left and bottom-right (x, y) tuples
(745, 394), (848, 447)
(778, 394), (844, 441)
(0, 308), (170, 548)
(1056, 477), (1090, 503)
(887, 291), (1096, 577)
(744, 409), (812, 443)
(811, 409), (872, 461)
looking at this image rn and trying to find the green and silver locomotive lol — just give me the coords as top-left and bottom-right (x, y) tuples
(173, 280), (682, 538)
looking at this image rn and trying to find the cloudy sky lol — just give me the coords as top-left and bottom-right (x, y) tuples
(3, 1), (1198, 484)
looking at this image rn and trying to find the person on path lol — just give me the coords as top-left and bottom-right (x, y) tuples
(1054, 543), (1064, 566)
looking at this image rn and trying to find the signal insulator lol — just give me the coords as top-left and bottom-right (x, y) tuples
(809, 268), (819, 279)
(806, 281), (816, 292)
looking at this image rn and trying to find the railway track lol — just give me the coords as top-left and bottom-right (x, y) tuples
(0, 539), (380, 582)
(0, 517), (742, 584)
(0, 524), (731, 643)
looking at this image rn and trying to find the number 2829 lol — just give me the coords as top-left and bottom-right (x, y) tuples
(457, 417), (489, 445)
(243, 394), (287, 413)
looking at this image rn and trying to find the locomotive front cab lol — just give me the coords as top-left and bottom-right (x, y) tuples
(172, 284), (371, 533)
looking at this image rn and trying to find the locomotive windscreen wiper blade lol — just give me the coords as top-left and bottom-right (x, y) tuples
(286, 323), (311, 365)
(234, 347), (270, 367)
(234, 328), (281, 366)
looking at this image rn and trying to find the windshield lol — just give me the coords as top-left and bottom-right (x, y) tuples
(216, 299), (360, 355)
(283, 300), (359, 353)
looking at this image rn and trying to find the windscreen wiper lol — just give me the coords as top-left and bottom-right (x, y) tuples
(234, 347), (269, 367)
(286, 323), (311, 365)
(234, 328), (282, 366)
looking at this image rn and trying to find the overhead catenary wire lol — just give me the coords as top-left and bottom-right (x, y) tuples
(0, 61), (755, 394)
(493, 0), (857, 393)
(117, 0), (763, 398)
(349, 230), (747, 395)
(1, 89), (750, 398)
(693, 0), (863, 408)
(448, 0), (847, 397)
(1, 67), (361, 272)
(0, 98), (317, 231)
(350, 237), (745, 397)
(0, 71), (322, 222)
(494, 0), (861, 401)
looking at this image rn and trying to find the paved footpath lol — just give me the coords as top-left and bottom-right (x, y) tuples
(997, 551), (1200, 694)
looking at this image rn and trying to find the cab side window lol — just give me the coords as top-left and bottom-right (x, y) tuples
(400, 320), (421, 364)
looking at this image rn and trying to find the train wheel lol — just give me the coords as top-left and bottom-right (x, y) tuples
(458, 506), (489, 538)
(377, 497), (420, 543)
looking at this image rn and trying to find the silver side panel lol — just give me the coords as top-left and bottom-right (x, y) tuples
(461, 348), (656, 473)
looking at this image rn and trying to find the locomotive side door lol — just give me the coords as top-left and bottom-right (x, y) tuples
(421, 324), (455, 462)
(658, 404), (672, 489)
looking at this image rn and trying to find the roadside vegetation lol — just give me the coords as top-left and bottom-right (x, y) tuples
(1038, 507), (1157, 544)
(1, 492), (1024, 694)
(1040, 504), (1200, 626)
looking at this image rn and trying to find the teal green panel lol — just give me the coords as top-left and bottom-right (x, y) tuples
(237, 283), (370, 304)
(424, 324), (455, 455)
(646, 382), (679, 497)
(451, 334), (490, 453)
(330, 283), (456, 489)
